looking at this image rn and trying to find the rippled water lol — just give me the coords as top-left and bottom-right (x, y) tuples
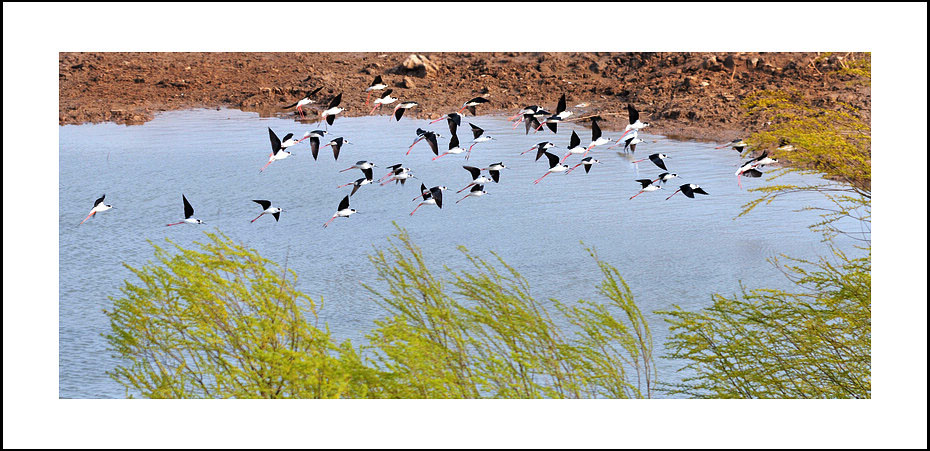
(60, 109), (858, 398)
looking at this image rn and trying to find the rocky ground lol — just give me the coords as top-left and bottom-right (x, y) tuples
(59, 52), (870, 143)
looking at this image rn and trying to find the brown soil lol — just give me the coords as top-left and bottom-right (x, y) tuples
(59, 52), (870, 143)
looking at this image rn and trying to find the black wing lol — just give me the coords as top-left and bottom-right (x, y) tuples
(388, 163), (403, 171)
(471, 184), (484, 192)
(337, 195), (350, 212)
(526, 115), (540, 134)
(281, 133), (294, 143)
(693, 187), (709, 195)
(272, 211), (281, 222)
(332, 138), (342, 160)
(743, 168), (764, 178)
(253, 199), (271, 210)
(636, 179), (654, 189)
(468, 96), (489, 105)
(649, 154), (667, 171)
(449, 134), (459, 150)
(489, 169), (500, 183)
(546, 122), (558, 134)
(350, 180), (363, 196)
(750, 150), (769, 163)
(370, 75), (383, 87)
(425, 133), (439, 155)
(326, 114), (336, 126)
(681, 185), (695, 198)
(283, 100), (300, 109)
(569, 130), (581, 149)
(93, 194), (106, 208)
(535, 143), (548, 161)
(182, 194), (194, 219)
(469, 123), (484, 140)
(463, 165), (481, 180)
(328, 92), (343, 109)
(420, 183), (431, 200)
(627, 104), (639, 125)
(591, 119), (601, 141)
(380, 88), (393, 99)
(361, 167), (373, 181)
(544, 151), (560, 169)
(307, 86), (323, 98)
(268, 127), (281, 155)
(394, 107), (406, 121)
(429, 186), (444, 208)
(310, 137), (320, 160)
(584, 163), (592, 173)
(556, 94), (566, 114)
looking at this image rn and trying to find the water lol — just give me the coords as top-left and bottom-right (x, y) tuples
(59, 109), (860, 398)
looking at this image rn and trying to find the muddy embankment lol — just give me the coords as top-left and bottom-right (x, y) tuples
(59, 52), (870, 144)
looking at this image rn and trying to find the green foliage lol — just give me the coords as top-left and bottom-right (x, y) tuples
(362, 227), (655, 398)
(107, 228), (655, 398)
(659, 249), (871, 399)
(105, 232), (349, 398)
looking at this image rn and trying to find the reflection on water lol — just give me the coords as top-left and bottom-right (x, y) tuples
(59, 109), (858, 398)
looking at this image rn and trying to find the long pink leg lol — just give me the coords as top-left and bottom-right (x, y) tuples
(618, 129), (633, 140)
(339, 167), (355, 172)
(380, 177), (397, 186)
(432, 152), (450, 161)
(337, 182), (353, 188)
(456, 182), (475, 194)
(166, 221), (185, 226)
(738, 174), (742, 189)
(560, 152), (573, 163)
(429, 117), (445, 124)
(259, 160), (273, 172)
(455, 195), (470, 204)
(520, 146), (537, 155)
(665, 190), (681, 200)
(407, 138), (423, 155)
(565, 163), (582, 175)
(630, 191), (644, 200)
(322, 216), (336, 228)
(250, 213), (265, 223)
(366, 91), (371, 106)
(79, 211), (95, 225)
(511, 117), (524, 129)
(410, 203), (425, 215)
(533, 172), (551, 184)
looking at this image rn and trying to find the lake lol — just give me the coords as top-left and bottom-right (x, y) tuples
(59, 108), (859, 398)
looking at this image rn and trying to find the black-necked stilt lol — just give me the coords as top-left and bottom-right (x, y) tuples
(380, 166), (416, 186)
(717, 138), (748, 153)
(283, 87), (323, 119)
(393, 101), (419, 121)
(565, 156), (602, 174)
(410, 184), (448, 215)
(407, 128), (441, 156)
(510, 105), (546, 132)
(281, 131), (310, 149)
(735, 150), (777, 188)
(609, 128), (644, 152)
(323, 137), (351, 161)
(653, 172), (679, 184)
(458, 96), (490, 116)
(466, 123), (494, 159)
(561, 130), (585, 163)
(378, 163), (404, 182)
(304, 129), (329, 160)
(250, 199), (283, 223)
(536, 94), (573, 133)
(79, 194), (113, 225)
(480, 162), (507, 183)
(319, 93), (344, 126)
(429, 112), (464, 135)
(260, 127), (295, 172)
(777, 139), (796, 152)
(337, 166), (374, 196)
(665, 184), (709, 200)
(583, 118), (610, 155)
(618, 104), (649, 140)
(365, 75), (388, 105)
(323, 195), (357, 228)
(533, 151), (570, 184)
(456, 184), (489, 203)
(632, 153), (669, 171)
(339, 160), (376, 173)
(368, 89), (397, 115)
(166, 194), (205, 226)
(432, 134), (466, 160)
(629, 179), (662, 200)
(457, 166), (493, 193)
(521, 141), (555, 161)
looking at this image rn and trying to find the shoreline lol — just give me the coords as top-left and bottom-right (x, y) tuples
(59, 52), (870, 144)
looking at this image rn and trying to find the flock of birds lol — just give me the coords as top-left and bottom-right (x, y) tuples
(77, 75), (783, 228)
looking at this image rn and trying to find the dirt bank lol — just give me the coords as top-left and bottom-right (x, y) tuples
(59, 52), (870, 143)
